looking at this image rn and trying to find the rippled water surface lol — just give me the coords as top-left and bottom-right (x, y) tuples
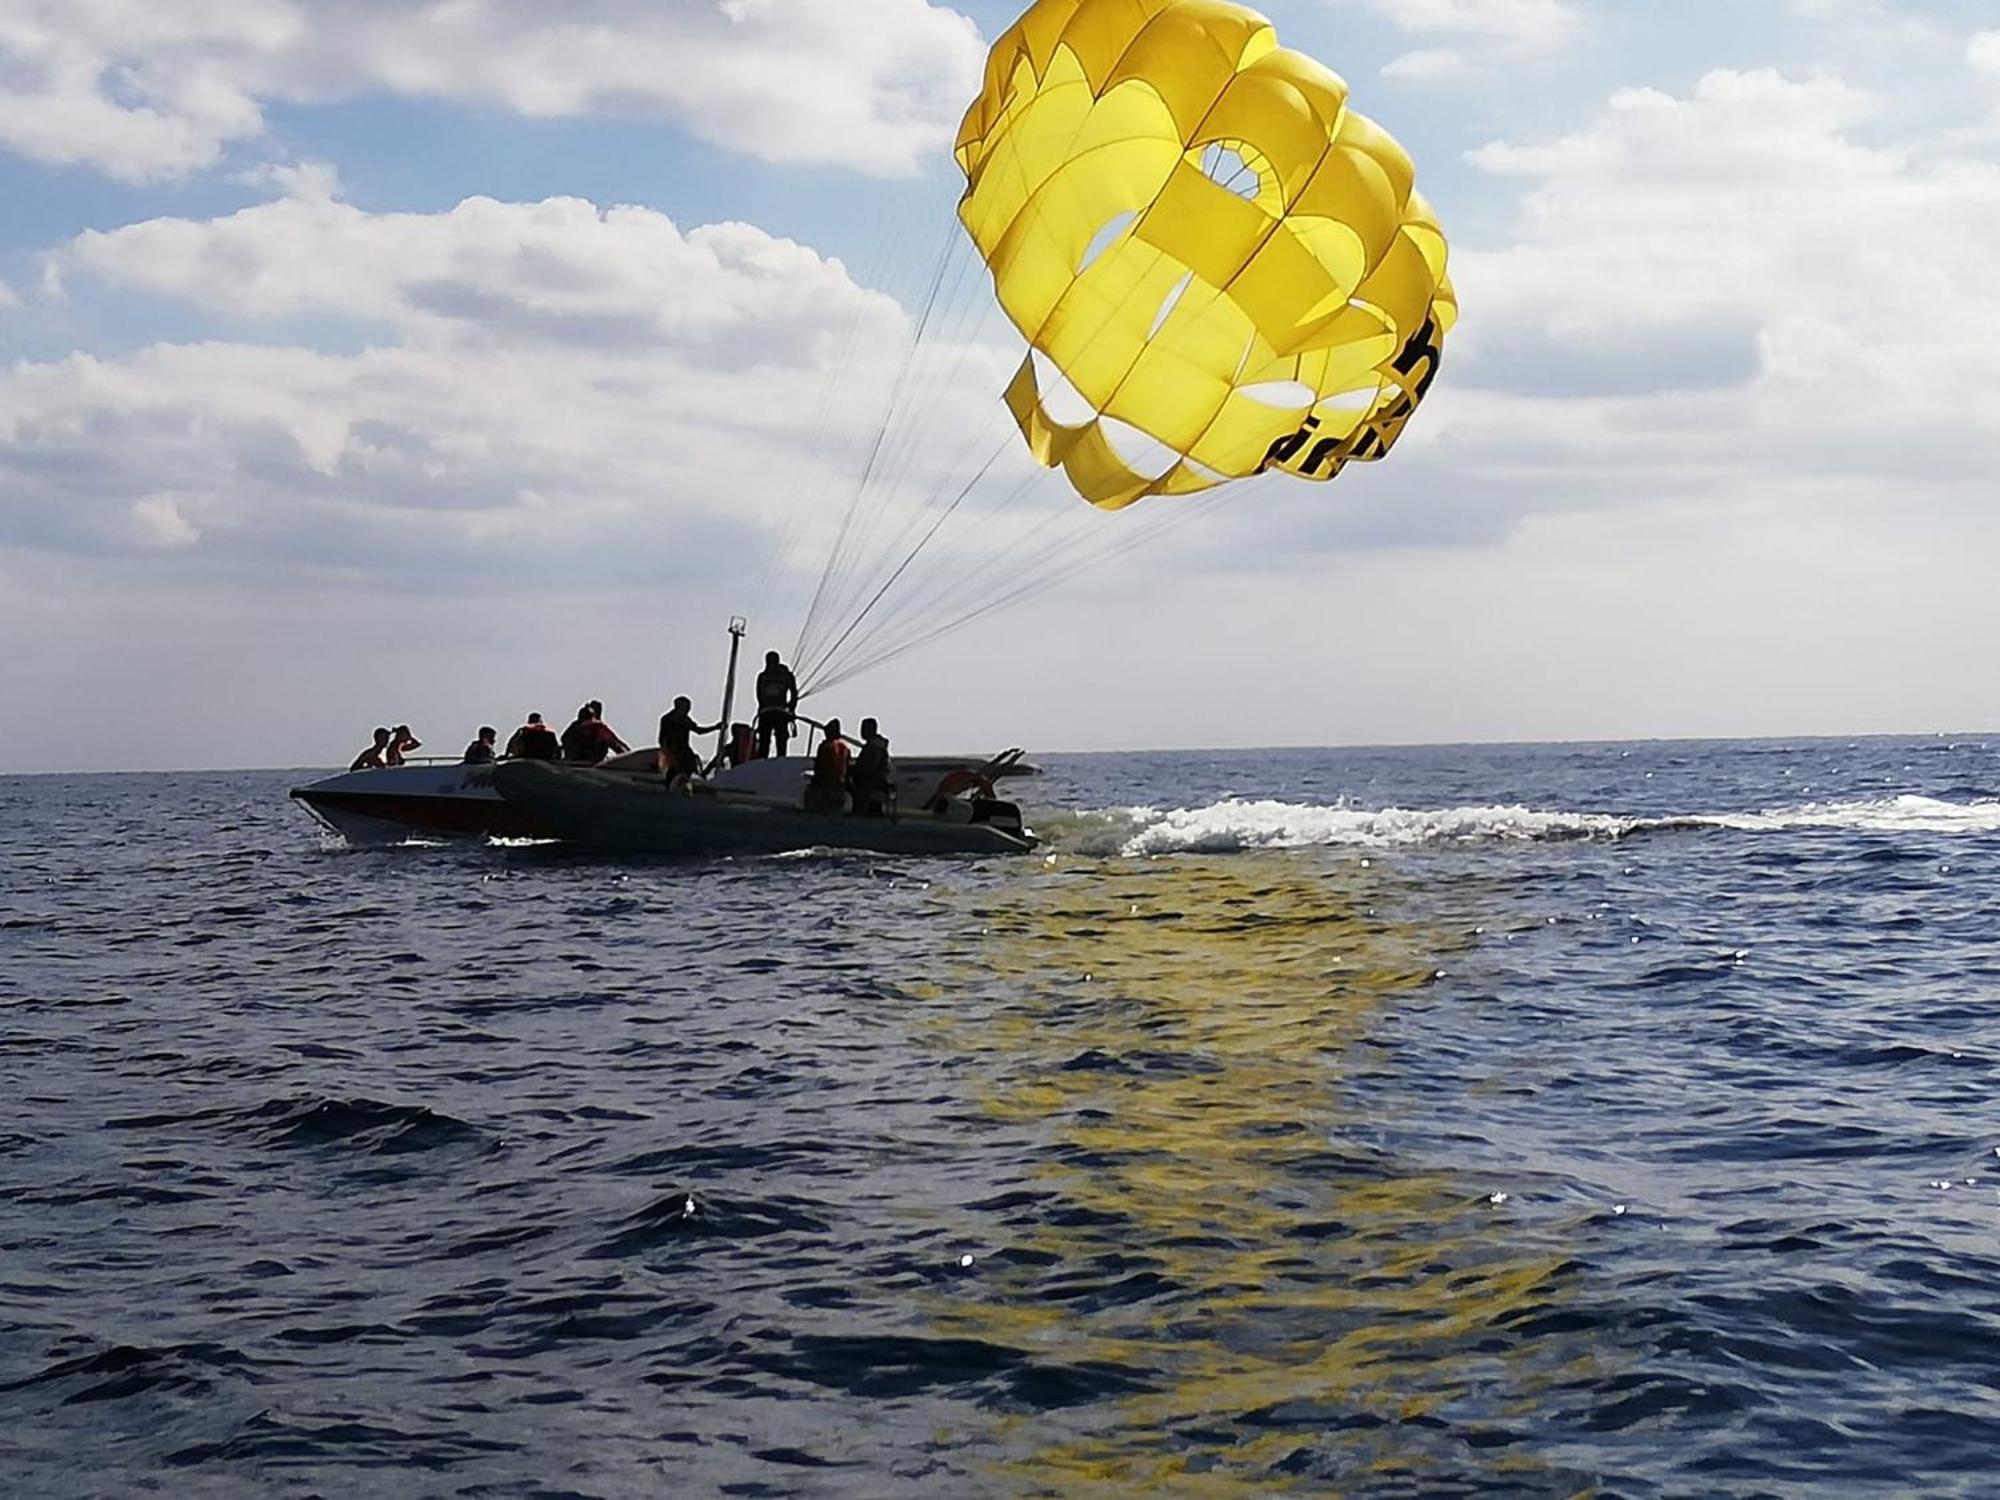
(5, 737), (2000, 1497)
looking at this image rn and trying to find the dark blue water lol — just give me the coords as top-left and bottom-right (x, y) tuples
(5, 737), (1999, 1497)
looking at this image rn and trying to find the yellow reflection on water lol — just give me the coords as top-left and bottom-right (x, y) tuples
(915, 854), (1590, 1496)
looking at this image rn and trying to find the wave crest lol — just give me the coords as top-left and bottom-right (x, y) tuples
(1707, 794), (2000, 836)
(1049, 800), (1633, 857)
(1048, 793), (2000, 857)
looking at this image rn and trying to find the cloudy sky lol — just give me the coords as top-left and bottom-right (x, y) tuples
(4, 0), (1998, 773)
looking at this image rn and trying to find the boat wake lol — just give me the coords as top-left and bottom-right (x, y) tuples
(1051, 794), (2000, 857)
(1699, 794), (2000, 836)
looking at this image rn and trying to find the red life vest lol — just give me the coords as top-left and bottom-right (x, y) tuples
(511, 722), (560, 759)
(813, 738), (850, 785)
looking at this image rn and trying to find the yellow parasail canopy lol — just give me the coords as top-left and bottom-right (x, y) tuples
(956, 0), (1456, 509)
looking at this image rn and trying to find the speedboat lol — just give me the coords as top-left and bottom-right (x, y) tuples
(486, 758), (1036, 857)
(290, 748), (1037, 847)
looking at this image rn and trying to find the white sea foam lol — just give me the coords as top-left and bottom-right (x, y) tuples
(1056, 793), (2000, 857)
(1089, 799), (1638, 856)
(1702, 794), (2000, 836)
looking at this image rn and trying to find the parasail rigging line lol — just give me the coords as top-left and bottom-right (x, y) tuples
(799, 461), (1059, 687)
(826, 429), (1282, 686)
(794, 219), (964, 670)
(801, 372), (1019, 673)
(808, 476), (1240, 697)
(799, 225), (1214, 691)
(798, 236), (999, 666)
(861, 281), (1007, 510)
(801, 225), (1199, 687)
(799, 232), (986, 634)
(793, 428), (1014, 688)
(807, 485), (1234, 698)
(748, 217), (912, 619)
(794, 63), (1121, 679)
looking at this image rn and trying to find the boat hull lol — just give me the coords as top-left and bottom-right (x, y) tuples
(489, 760), (1035, 857)
(290, 764), (542, 844)
(290, 754), (1037, 847)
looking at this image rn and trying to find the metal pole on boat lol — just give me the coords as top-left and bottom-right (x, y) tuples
(716, 616), (746, 764)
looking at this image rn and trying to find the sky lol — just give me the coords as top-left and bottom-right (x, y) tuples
(3, 0), (1999, 772)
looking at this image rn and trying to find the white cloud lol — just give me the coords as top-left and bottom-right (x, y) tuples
(0, 0), (984, 181)
(0, 0), (281, 179)
(1382, 48), (1472, 82)
(58, 179), (887, 358)
(1335, 0), (1581, 54)
(1972, 31), (2000, 79)
(3, 179), (992, 588)
(130, 493), (200, 548)
(1439, 67), (2000, 520)
(0, 278), (18, 310)
(3, 176), (840, 552)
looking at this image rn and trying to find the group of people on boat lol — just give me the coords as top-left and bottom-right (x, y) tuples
(346, 724), (422, 771)
(808, 716), (895, 817)
(342, 651), (899, 815)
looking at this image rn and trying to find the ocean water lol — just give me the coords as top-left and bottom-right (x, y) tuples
(4, 736), (1999, 1498)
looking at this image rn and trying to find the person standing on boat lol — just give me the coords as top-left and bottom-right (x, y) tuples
(350, 726), (392, 771)
(561, 703), (630, 765)
(462, 726), (498, 764)
(506, 713), (560, 760)
(657, 696), (719, 785)
(386, 724), (422, 766)
(806, 717), (851, 813)
(754, 651), (799, 758)
(850, 718), (894, 818)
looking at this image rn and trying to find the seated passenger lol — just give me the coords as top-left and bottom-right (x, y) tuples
(350, 726), (392, 771)
(559, 703), (590, 758)
(505, 713), (560, 760)
(849, 717), (894, 818)
(462, 726), (498, 764)
(561, 703), (630, 765)
(723, 721), (757, 768)
(805, 718), (851, 814)
(386, 724), (422, 766)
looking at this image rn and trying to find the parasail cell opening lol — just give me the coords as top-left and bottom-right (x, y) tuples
(1078, 211), (1137, 274)
(1147, 270), (1195, 341)
(1097, 414), (1183, 481)
(1198, 142), (1262, 202)
(1029, 346), (1098, 426)
(1235, 379), (1316, 410)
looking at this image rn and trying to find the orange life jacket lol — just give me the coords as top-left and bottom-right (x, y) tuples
(813, 738), (850, 785)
